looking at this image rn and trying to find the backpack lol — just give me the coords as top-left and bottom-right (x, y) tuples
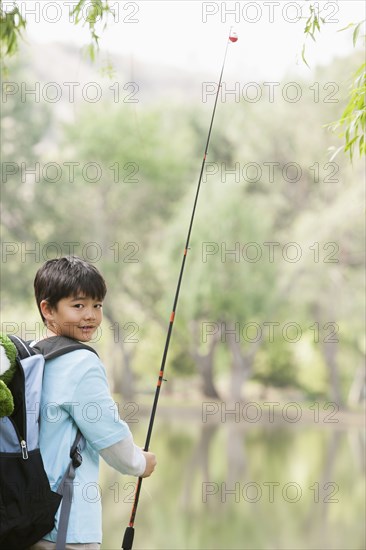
(0, 335), (98, 550)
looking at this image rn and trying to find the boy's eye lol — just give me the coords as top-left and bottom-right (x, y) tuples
(71, 302), (102, 309)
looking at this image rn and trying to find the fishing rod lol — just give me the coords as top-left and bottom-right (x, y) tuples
(122, 28), (238, 550)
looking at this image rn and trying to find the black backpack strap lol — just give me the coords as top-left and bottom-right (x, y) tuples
(33, 335), (98, 360)
(9, 335), (36, 360)
(55, 429), (86, 550)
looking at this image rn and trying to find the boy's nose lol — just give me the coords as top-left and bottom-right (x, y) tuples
(84, 308), (96, 320)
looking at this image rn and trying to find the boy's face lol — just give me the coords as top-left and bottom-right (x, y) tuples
(41, 294), (103, 342)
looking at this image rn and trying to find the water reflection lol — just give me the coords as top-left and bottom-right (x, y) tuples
(100, 414), (365, 550)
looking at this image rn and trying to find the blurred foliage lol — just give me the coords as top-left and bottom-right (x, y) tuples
(0, 2), (26, 65)
(253, 340), (299, 389)
(0, 44), (365, 407)
(70, 0), (114, 61)
(303, 2), (365, 160)
(329, 61), (366, 161)
(0, 0), (112, 71)
(1, 0), (365, 160)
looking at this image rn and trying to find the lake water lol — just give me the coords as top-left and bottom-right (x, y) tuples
(99, 408), (365, 550)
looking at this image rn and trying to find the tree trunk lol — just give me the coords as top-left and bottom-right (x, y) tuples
(348, 363), (365, 406)
(322, 336), (344, 408)
(104, 307), (136, 400)
(119, 340), (135, 401)
(226, 330), (262, 402)
(226, 335), (251, 401)
(313, 304), (345, 409)
(196, 352), (221, 398)
(190, 321), (221, 399)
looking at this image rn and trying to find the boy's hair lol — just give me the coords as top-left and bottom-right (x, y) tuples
(34, 256), (107, 322)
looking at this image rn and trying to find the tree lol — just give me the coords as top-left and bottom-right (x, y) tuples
(302, 2), (365, 160)
(1, 38), (364, 406)
(0, 0), (113, 71)
(155, 176), (280, 402)
(2, 0), (364, 161)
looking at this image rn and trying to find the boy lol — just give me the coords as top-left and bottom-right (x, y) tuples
(30, 256), (156, 550)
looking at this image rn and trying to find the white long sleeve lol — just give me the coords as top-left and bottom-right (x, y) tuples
(99, 433), (146, 477)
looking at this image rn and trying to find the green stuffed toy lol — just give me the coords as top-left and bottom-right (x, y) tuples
(0, 333), (17, 417)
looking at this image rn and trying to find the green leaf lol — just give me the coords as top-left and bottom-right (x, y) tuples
(353, 21), (362, 47)
(329, 146), (343, 162)
(359, 134), (364, 156)
(301, 44), (310, 69)
(338, 22), (355, 32)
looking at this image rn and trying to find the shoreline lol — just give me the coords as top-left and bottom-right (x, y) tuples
(132, 400), (365, 428)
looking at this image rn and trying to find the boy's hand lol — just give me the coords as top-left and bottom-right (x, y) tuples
(141, 450), (157, 478)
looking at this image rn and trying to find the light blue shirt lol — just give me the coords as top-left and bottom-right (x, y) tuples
(39, 349), (131, 543)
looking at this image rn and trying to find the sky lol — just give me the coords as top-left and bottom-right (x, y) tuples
(5, 0), (366, 80)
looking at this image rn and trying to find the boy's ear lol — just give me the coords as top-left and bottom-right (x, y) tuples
(40, 300), (55, 322)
